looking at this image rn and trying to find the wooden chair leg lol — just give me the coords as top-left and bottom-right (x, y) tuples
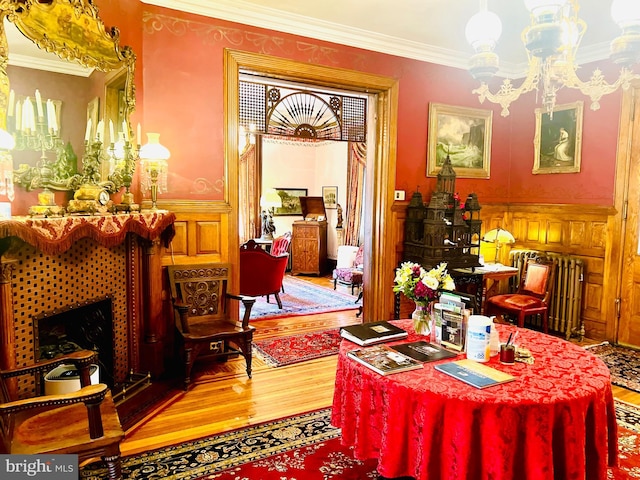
(518, 312), (526, 329)
(183, 347), (195, 390)
(103, 454), (123, 480)
(542, 311), (549, 334)
(334, 279), (337, 290)
(274, 292), (283, 309)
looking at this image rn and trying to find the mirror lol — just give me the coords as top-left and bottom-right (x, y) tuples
(0, 0), (136, 214)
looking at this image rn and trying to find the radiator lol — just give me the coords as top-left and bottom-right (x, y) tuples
(508, 249), (585, 340)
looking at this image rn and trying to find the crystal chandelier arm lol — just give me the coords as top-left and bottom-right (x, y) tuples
(473, 57), (542, 117)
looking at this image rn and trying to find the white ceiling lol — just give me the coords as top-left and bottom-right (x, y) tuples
(145, 0), (623, 77)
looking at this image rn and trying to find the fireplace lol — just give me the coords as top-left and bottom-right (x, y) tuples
(34, 296), (115, 386)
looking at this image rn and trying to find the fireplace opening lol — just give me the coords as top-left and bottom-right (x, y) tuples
(34, 296), (115, 387)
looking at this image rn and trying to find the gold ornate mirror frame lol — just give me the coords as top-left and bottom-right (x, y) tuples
(0, 0), (137, 213)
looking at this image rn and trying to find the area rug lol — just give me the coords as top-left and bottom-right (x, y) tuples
(253, 329), (341, 367)
(241, 276), (360, 320)
(586, 342), (640, 394)
(81, 401), (640, 480)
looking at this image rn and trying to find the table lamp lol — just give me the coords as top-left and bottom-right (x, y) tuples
(139, 133), (170, 210)
(260, 188), (282, 241)
(482, 227), (515, 264)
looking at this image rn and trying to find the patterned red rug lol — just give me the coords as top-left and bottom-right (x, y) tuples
(242, 276), (360, 320)
(586, 342), (640, 393)
(81, 401), (640, 479)
(253, 329), (341, 367)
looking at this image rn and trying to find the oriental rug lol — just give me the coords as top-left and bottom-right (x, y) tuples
(241, 276), (360, 320)
(586, 342), (640, 394)
(81, 401), (640, 480)
(253, 329), (341, 367)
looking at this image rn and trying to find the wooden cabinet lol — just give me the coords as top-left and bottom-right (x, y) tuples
(292, 221), (327, 275)
(291, 197), (327, 275)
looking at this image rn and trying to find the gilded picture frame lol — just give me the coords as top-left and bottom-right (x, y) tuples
(533, 101), (583, 174)
(322, 186), (337, 209)
(427, 103), (492, 179)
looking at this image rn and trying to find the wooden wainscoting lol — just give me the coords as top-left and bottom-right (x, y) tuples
(159, 201), (231, 265)
(391, 201), (617, 341)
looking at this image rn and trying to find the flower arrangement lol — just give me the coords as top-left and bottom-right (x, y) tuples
(393, 261), (455, 303)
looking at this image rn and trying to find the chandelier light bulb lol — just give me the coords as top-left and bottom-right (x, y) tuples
(465, 10), (503, 51)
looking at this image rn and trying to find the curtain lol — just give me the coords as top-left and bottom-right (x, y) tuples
(239, 143), (261, 244)
(344, 142), (366, 246)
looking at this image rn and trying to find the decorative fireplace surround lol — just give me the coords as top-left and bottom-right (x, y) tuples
(0, 212), (175, 397)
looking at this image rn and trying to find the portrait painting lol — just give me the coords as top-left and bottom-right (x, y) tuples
(427, 103), (492, 179)
(533, 101), (583, 174)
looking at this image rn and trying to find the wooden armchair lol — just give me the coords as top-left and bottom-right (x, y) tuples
(168, 263), (256, 390)
(0, 350), (124, 479)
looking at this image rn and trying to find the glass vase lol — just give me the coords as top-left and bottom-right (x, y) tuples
(412, 301), (431, 336)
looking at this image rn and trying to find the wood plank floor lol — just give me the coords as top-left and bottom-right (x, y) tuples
(121, 274), (640, 457)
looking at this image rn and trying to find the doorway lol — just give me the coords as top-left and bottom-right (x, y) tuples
(224, 49), (399, 321)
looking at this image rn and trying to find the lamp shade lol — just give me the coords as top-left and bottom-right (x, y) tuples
(482, 228), (515, 244)
(465, 10), (502, 51)
(260, 188), (282, 209)
(139, 133), (170, 160)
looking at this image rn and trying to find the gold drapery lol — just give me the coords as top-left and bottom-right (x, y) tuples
(344, 142), (366, 246)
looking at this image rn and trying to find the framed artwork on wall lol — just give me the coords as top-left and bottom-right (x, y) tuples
(427, 103), (492, 179)
(273, 188), (308, 216)
(532, 101), (583, 174)
(322, 186), (338, 209)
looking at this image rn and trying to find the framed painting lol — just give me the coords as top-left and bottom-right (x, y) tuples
(274, 188), (308, 216)
(322, 186), (338, 209)
(427, 103), (492, 179)
(533, 101), (583, 174)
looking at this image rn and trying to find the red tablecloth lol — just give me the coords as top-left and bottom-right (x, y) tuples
(331, 320), (618, 480)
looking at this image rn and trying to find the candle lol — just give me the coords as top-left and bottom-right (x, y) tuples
(96, 119), (104, 142)
(122, 120), (129, 142)
(49, 101), (58, 132)
(137, 123), (141, 145)
(35, 89), (43, 119)
(15, 100), (21, 132)
(24, 97), (34, 132)
(109, 120), (115, 145)
(85, 118), (92, 142)
(7, 90), (14, 117)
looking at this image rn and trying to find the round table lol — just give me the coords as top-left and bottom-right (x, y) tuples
(331, 320), (618, 480)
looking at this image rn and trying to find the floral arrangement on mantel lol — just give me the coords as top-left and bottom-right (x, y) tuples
(393, 261), (455, 335)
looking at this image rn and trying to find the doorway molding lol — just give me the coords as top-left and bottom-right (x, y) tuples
(224, 49), (399, 320)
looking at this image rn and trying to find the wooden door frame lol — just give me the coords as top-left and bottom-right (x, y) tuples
(224, 49), (399, 321)
(610, 82), (640, 343)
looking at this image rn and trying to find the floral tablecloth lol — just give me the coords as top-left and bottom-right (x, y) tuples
(332, 320), (618, 480)
(0, 211), (176, 255)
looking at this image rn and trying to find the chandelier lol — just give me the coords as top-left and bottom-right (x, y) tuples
(465, 0), (640, 117)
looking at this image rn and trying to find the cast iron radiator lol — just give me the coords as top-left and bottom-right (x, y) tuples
(508, 249), (585, 340)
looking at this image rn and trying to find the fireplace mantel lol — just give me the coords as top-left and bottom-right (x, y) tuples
(0, 211), (176, 255)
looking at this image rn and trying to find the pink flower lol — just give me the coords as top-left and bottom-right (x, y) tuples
(414, 281), (435, 300)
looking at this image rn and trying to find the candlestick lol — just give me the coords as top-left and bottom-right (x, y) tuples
(96, 119), (104, 142)
(15, 101), (21, 132)
(137, 123), (141, 146)
(122, 120), (129, 142)
(109, 120), (115, 145)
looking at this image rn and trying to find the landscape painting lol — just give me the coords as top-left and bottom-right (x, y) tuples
(427, 103), (492, 178)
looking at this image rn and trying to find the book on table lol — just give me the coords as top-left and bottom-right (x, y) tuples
(434, 359), (515, 389)
(347, 344), (423, 375)
(340, 320), (408, 346)
(390, 341), (458, 363)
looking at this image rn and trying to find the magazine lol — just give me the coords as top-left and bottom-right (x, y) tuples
(340, 321), (408, 346)
(434, 359), (515, 389)
(390, 341), (458, 363)
(347, 344), (423, 375)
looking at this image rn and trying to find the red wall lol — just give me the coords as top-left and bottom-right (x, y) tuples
(92, 2), (623, 207)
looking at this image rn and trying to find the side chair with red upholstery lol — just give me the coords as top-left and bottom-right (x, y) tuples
(270, 231), (292, 292)
(240, 239), (289, 309)
(484, 258), (556, 333)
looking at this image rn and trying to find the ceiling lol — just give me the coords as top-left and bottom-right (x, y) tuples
(6, 1), (624, 78)
(146, 0), (623, 77)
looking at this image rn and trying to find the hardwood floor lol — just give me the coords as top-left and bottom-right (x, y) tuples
(121, 274), (640, 458)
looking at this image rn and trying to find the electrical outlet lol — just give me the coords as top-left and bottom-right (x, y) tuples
(394, 190), (405, 201)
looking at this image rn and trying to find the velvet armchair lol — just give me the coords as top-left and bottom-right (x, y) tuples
(240, 239), (289, 309)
